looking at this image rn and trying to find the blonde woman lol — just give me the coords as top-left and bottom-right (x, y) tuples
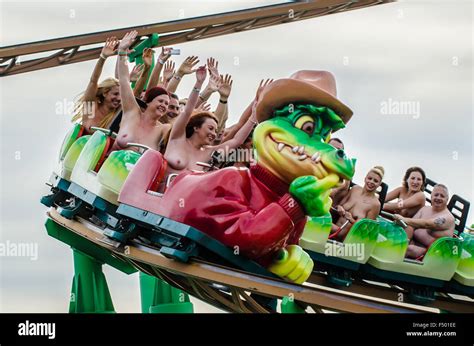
(331, 166), (385, 240)
(72, 37), (121, 132)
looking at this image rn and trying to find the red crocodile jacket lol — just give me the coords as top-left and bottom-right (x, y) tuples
(158, 164), (307, 266)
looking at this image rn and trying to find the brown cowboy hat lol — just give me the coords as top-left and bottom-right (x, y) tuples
(255, 70), (353, 126)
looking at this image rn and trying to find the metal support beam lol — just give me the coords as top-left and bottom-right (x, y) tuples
(0, 0), (393, 76)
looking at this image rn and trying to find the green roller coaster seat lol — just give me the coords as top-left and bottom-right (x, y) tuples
(300, 216), (380, 265)
(70, 131), (140, 205)
(368, 220), (463, 281)
(453, 232), (474, 287)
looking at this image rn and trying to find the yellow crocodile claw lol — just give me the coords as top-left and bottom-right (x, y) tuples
(268, 245), (314, 284)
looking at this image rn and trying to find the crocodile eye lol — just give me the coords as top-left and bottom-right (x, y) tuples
(294, 115), (315, 135)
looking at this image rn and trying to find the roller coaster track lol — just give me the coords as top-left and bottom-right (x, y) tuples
(47, 208), (473, 313)
(0, 0), (393, 76)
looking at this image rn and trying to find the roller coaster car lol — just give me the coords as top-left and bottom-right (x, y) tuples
(57, 128), (141, 239)
(300, 182), (388, 287)
(115, 148), (280, 280)
(363, 178), (472, 302)
(41, 124), (90, 208)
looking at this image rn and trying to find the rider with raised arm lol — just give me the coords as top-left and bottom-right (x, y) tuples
(72, 37), (121, 132)
(113, 31), (171, 152)
(163, 69), (261, 175)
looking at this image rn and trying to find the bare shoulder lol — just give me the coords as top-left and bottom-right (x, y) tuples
(414, 191), (426, 201)
(432, 210), (455, 227)
(372, 198), (381, 208)
(441, 210), (455, 223)
(389, 186), (402, 196)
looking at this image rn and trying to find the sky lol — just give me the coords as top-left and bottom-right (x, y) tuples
(0, 0), (472, 313)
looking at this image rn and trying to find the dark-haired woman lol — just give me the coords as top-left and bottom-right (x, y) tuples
(383, 166), (426, 217)
(113, 31), (171, 152)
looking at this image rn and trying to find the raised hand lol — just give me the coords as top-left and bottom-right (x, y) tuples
(158, 47), (172, 64)
(195, 101), (211, 112)
(218, 74), (233, 99)
(142, 48), (154, 67)
(195, 65), (207, 84)
(178, 56), (200, 75)
(130, 64), (144, 82)
(118, 30), (138, 53)
(207, 57), (220, 79)
(256, 78), (274, 100)
(207, 72), (221, 92)
(163, 61), (175, 82)
(101, 36), (119, 58)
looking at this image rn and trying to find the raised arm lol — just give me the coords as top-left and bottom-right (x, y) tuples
(84, 36), (118, 102)
(214, 74), (233, 130)
(213, 90), (258, 152)
(117, 31), (141, 116)
(217, 105), (229, 134)
(148, 47), (172, 88)
(221, 79), (273, 143)
(395, 211), (454, 234)
(168, 65), (207, 140)
(159, 61), (176, 89)
(197, 57), (220, 106)
(133, 48), (153, 97)
(167, 56), (199, 93)
(385, 187), (401, 202)
(384, 190), (425, 213)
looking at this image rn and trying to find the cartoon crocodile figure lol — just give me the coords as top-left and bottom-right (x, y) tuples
(154, 70), (356, 284)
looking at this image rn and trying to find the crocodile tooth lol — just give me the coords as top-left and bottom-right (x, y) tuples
(277, 143), (285, 152)
(298, 154), (307, 161)
(292, 146), (299, 153)
(298, 146), (305, 155)
(311, 153), (320, 162)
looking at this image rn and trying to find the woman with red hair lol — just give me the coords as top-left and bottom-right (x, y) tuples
(113, 31), (171, 152)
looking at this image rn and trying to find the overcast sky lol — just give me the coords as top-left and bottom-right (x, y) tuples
(0, 0), (472, 312)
